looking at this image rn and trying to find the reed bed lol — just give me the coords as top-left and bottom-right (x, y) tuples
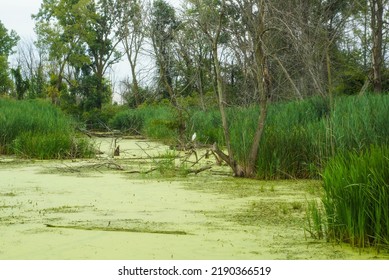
(111, 94), (389, 179)
(0, 98), (93, 159)
(321, 145), (389, 250)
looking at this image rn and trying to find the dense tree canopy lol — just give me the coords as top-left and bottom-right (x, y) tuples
(0, 0), (388, 110)
(0, 20), (19, 95)
(0, 21), (19, 57)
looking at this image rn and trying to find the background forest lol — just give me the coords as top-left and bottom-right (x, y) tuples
(0, 0), (388, 108)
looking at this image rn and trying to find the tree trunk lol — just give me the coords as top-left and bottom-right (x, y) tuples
(129, 59), (140, 107)
(244, 0), (269, 177)
(370, 0), (383, 93)
(212, 42), (241, 175)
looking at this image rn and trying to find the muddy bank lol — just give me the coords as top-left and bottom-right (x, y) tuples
(0, 138), (387, 260)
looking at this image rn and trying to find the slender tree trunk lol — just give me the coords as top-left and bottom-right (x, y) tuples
(197, 66), (206, 110)
(247, 91), (267, 177)
(96, 65), (105, 110)
(129, 59), (140, 107)
(245, 0), (269, 177)
(370, 0), (383, 93)
(53, 60), (67, 106)
(212, 42), (240, 174)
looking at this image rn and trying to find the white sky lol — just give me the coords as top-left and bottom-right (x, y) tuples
(0, 1), (43, 40)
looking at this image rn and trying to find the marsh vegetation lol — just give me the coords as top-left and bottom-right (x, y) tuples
(1, 95), (389, 258)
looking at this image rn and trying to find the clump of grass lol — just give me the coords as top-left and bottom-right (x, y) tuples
(155, 150), (192, 177)
(321, 145), (389, 250)
(305, 199), (326, 240)
(0, 98), (94, 159)
(12, 132), (93, 159)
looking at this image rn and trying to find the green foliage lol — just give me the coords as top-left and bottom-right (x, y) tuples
(109, 109), (144, 133)
(0, 20), (19, 57)
(254, 98), (330, 179)
(321, 145), (389, 250)
(12, 131), (93, 159)
(0, 98), (94, 158)
(150, 0), (178, 99)
(33, 0), (121, 109)
(108, 104), (181, 142)
(331, 95), (389, 151)
(77, 73), (112, 111)
(185, 98), (329, 178)
(0, 20), (18, 95)
(11, 67), (29, 100)
(81, 104), (122, 130)
(305, 199), (326, 240)
(0, 56), (13, 95)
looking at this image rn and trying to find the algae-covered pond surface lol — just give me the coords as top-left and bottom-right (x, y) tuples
(0, 138), (387, 260)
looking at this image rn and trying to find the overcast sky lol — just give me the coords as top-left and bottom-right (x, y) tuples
(0, 1), (43, 39)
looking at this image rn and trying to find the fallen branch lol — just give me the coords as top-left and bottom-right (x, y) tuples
(126, 167), (159, 174)
(186, 164), (212, 175)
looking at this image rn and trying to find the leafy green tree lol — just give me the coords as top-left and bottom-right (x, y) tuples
(83, 0), (123, 109)
(11, 67), (29, 100)
(33, 0), (91, 104)
(0, 20), (19, 95)
(0, 56), (13, 95)
(34, 0), (122, 109)
(0, 21), (19, 57)
(77, 73), (112, 112)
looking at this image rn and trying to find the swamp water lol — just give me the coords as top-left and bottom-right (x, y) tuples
(0, 138), (387, 260)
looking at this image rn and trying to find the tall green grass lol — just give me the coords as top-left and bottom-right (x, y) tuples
(110, 94), (389, 179)
(320, 145), (389, 250)
(109, 104), (180, 142)
(332, 95), (389, 151)
(0, 98), (94, 159)
(188, 95), (389, 179)
(253, 98), (329, 179)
